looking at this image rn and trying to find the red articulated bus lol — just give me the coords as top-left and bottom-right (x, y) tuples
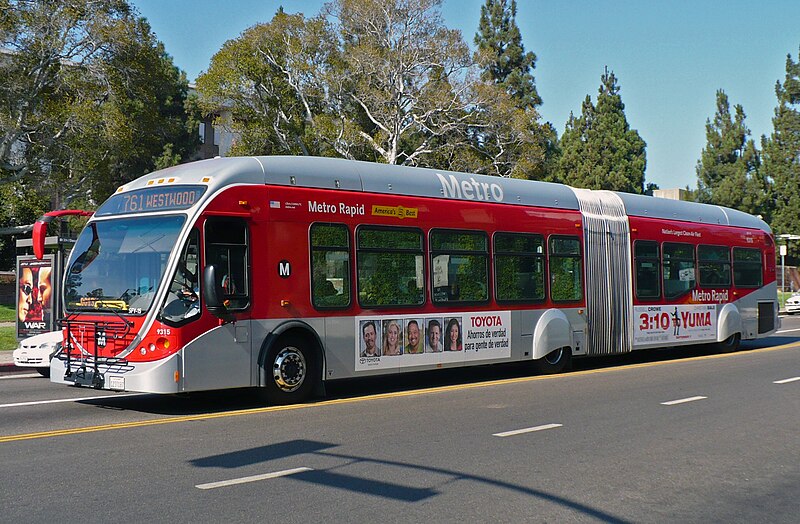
(40, 156), (778, 403)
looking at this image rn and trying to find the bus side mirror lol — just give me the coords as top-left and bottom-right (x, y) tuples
(203, 265), (233, 321)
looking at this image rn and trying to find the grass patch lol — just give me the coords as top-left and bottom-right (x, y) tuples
(0, 326), (17, 352)
(779, 291), (793, 310)
(0, 304), (15, 322)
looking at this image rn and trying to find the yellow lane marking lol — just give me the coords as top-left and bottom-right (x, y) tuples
(1, 342), (797, 444)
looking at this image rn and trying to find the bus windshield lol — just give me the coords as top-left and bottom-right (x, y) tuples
(64, 215), (186, 315)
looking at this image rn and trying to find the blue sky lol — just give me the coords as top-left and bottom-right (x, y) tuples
(132, 0), (798, 191)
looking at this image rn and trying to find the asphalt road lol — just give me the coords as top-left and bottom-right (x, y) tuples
(1, 326), (798, 523)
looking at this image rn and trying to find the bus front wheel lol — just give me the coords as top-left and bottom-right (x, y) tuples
(261, 334), (318, 405)
(533, 346), (572, 374)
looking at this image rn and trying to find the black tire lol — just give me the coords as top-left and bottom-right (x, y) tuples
(37, 367), (51, 378)
(714, 333), (741, 353)
(533, 346), (572, 374)
(260, 334), (318, 405)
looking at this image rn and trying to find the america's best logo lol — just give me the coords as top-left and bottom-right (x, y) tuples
(371, 205), (418, 219)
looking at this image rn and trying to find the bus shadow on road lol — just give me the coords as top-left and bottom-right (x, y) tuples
(188, 438), (630, 522)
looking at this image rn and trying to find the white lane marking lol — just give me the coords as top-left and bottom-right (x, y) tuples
(196, 467), (313, 490)
(661, 396), (707, 406)
(493, 423), (563, 438)
(776, 328), (800, 334)
(0, 393), (141, 409)
(0, 373), (41, 380)
(774, 376), (800, 384)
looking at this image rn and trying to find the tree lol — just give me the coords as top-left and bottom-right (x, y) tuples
(327, 0), (477, 165)
(195, 9), (342, 158)
(197, 0), (480, 167)
(557, 68), (646, 193)
(695, 90), (769, 217)
(0, 0), (197, 208)
(764, 47), (800, 238)
(474, 0), (540, 109)
(462, 0), (555, 180)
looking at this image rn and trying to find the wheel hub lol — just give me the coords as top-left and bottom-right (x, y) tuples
(273, 347), (306, 392)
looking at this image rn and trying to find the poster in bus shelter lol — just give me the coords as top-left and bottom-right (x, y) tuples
(356, 311), (511, 371)
(633, 304), (717, 346)
(16, 255), (55, 339)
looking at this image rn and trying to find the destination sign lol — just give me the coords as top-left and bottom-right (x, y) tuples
(96, 186), (206, 216)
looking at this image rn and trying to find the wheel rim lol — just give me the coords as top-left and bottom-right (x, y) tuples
(544, 347), (564, 365)
(272, 346), (306, 392)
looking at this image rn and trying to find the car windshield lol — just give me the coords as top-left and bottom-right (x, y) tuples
(64, 215), (186, 315)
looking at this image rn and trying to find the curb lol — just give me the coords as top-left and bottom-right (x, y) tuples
(0, 363), (24, 373)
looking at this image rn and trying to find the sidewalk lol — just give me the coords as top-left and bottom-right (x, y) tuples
(0, 322), (21, 372)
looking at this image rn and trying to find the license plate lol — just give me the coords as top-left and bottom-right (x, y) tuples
(108, 376), (124, 390)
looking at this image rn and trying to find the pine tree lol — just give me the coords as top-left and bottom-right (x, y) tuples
(764, 48), (800, 237)
(557, 68), (646, 193)
(695, 90), (768, 216)
(474, 0), (540, 109)
(469, 0), (554, 180)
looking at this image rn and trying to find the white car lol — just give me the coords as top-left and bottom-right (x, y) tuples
(785, 293), (800, 315)
(13, 331), (62, 377)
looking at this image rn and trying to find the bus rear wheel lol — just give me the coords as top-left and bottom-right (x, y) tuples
(533, 346), (572, 374)
(261, 334), (318, 405)
(714, 333), (741, 353)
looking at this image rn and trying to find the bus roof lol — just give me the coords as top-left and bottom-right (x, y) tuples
(122, 156), (771, 234)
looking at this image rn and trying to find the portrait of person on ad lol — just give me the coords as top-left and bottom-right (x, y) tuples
(382, 319), (404, 356)
(426, 318), (443, 353)
(360, 320), (380, 357)
(405, 319), (423, 354)
(445, 317), (463, 351)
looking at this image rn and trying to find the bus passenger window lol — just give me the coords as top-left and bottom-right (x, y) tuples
(494, 233), (545, 303)
(549, 236), (582, 302)
(733, 247), (762, 288)
(634, 240), (660, 299)
(357, 227), (424, 307)
(430, 230), (488, 304)
(205, 217), (249, 310)
(662, 242), (695, 299)
(310, 223), (351, 309)
(698, 245), (731, 287)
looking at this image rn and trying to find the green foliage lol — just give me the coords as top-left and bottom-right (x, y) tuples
(0, 304), (16, 322)
(549, 257), (582, 302)
(475, 0), (540, 109)
(467, 0), (555, 180)
(557, 69), (646, 193)
(0, 0), (197, 212)
(0, 326), (16, 351)
(197, 1), (475, 167)
(357, 227), (423, 307)
(764, 47), (800, 245)
(0, 182), (50, 269)
(695, 90), (770, 217)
